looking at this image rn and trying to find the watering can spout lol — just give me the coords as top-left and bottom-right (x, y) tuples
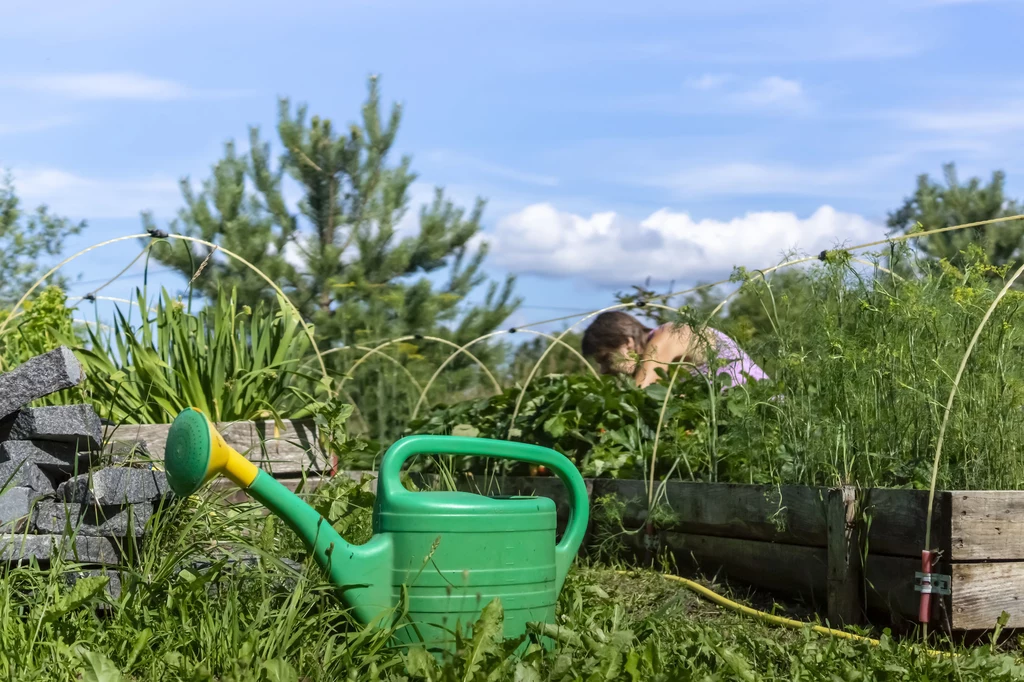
(163, 408), (394, 627)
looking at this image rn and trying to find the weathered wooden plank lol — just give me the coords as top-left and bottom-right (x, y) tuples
(952, 562), (1024, 630)
(623, 531), (929, 626)
(950, 490), (1024, 561)
(105, 423), (173, 460)
(593, 479), (830, 548)
(104, 420), (323, 475)
(249, 420), (325, 474)
(545, 480), (947, 559)
(219, 421), (255, 454)
(656, 531), (827, 599)
(249, 473), (947, 557)
(863, 554), (937, 625)
(211, 471), (370, 504)
(828, 486), (863, 626)
(861, 489), (952, 559)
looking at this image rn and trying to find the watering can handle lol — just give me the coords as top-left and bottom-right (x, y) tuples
(377, 435), (590, 582)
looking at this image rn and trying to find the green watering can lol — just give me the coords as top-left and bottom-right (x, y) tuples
(163, 407), (589, 652)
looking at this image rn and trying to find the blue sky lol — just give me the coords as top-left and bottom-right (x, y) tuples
(2, 0), (1023, 332)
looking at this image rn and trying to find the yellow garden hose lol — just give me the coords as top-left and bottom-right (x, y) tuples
(615, 570), (956, 658)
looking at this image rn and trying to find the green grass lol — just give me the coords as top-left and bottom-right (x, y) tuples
(3, 476), (1024, 681)
(8, 246), (1024, 677)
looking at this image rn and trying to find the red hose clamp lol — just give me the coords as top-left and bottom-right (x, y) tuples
(915, 550), (950, 623)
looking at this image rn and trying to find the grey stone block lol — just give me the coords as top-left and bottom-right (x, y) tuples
(0, 487), (46, 532)
(33, 501), (152, 537)
(0, 440), (92, 474)
(58, 468), (170, 505)
(64, 569), (123, 600)
(0, 405), (103, 451)
(0, 460), (58, 494)
(0, 534), (120, 564)
(0, 346), (84, 420)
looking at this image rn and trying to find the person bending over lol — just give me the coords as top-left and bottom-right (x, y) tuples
(580, 311), (768, 389)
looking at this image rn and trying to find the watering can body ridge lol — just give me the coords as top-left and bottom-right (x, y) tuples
(163, 408), (589, 652)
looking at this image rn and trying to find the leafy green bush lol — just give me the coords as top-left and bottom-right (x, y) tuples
(0, 286), (80, 370)
(725, 246), (1024, 490)
(0, 287), (88, 406)
(407, 372), (769, 480)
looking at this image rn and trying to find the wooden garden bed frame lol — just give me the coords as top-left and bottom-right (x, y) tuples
(122, 420), (1019, 633)
(298, 471), (1021, 633)
(438, 477), (1017, 633)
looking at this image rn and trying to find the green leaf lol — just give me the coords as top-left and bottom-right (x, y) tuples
(513, 661), (542, 682)
(404, 647), (436, 679)
(451, 424), (480, 438)
(462, 598), (504, 681)
(79, 650), (124, 682)
(726, 399), (747, 418)
(123, 628), (153, 671)
(624, 651), (641, 682)
(543, 415), (567, 438)
(262, 658), (299, 682)
(260, 514), (277, 552)
(41, 575), (109, 623)
(716, 646), (756, 682)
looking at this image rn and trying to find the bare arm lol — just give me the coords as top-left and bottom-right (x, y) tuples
(633, 324), (695, 388)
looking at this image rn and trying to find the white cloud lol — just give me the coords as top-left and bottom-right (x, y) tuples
(897, 101), (1024, 135)
(734, 76), (806, 108)
(623, 74), (812, 115)
(10, 167), (181, 218)
(0, 115), (77, 135)
(686, 74), (732, 90)
(646, 155), (906, 197)
(2, 72), (248, 101)
(483, 203), (885, 285)
(422, 150), (559, 187)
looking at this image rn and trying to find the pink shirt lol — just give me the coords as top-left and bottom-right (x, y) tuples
(650, 325), (768, 389)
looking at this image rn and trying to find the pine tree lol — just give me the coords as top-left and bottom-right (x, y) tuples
(144, 78), (521, 440)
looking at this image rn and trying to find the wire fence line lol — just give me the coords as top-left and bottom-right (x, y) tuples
(6, 215), (1024, 410)
(4, 215), (1024, 508)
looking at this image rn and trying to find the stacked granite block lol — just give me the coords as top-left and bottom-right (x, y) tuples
(0, 347), (167, 598)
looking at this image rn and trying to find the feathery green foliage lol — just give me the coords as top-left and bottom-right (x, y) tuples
(417, 245), (1024, 490)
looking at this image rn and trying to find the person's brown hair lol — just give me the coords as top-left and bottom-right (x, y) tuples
(581, 311), (652, 373)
